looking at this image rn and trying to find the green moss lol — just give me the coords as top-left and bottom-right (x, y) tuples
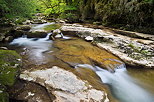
(43, 24), (61, 31)
(0, 87), (9, 102)
(0, 50), (21, 86)
(0, 50), (22, 101)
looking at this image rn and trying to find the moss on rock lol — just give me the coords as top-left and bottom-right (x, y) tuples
(0, 50), (22, 102)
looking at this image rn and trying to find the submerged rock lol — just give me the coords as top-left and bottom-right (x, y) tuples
(54, 38), (123, 71)
(61, 24), (154, 68)
(20, 66), (109, 102)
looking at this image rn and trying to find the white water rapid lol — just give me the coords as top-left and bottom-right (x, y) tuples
(75, 64), (154, 102)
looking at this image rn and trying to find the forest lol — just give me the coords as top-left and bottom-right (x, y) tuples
(0, 0), (153, 33)
(0, 0), (154, 102)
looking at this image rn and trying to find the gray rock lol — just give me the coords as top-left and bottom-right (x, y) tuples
(22, 20), (31, 25)
(85, 36), (94, 41)
(20, 66), (109, 102)
(27, 30), (47, 38)
(0, 33), (5, 42)
(13, 30), (25, 38)
(0, 47), (8, 50)
(16, 25), (31, 31)
(5, 36), (13, 42)
(31, 19), (47, 24)
(53, 29), (61, 35)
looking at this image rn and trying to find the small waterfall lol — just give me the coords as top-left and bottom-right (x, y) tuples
(75, 63), (154, 102)
(10, 33), (53, 64)
(38, 33), (52, 41)
(60, 33), (71, 39)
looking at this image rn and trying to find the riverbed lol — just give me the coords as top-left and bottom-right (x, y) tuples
(6, 23), (154, 102)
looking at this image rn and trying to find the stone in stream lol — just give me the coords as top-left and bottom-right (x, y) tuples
(15, 25), (31, 31)
(20, 66), (109, 102)
(85, 36), (94, 41)
(4, 36), (14, 42)
(50, 29), (62, 40)
(27, 30), (47, 38)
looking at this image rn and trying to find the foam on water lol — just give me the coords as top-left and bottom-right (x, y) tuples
(75, 64), (154, 102)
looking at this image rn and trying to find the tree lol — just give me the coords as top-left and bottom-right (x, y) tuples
(0, 0), (38, 18)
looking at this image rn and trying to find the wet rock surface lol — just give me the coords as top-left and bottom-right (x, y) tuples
(53, 38), (123, 71)
(27, 30), (47, 38)
(20, 66), (109, 102)
(61, 24), (154, 68)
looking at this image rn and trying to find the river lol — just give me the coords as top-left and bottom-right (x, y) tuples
(8, 23), (154, 102)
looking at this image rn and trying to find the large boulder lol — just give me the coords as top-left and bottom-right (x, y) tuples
(0, 50), (22, 102)
(6, 29), (24, 38)
(27, 30), (47, 38)
(15, 25), (31, 31)
(20, 66), (109, 102)
(6, 27), (27, 38)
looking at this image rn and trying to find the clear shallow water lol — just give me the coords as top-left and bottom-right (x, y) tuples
(9, 23), (154, 102)
(10, 33), (53, 65)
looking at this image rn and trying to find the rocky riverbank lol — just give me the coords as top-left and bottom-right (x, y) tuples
(1, 21), (153, 102)
(61, 24), (154, 68)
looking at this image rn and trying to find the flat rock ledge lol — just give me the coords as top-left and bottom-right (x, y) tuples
(61, 24), (154, 68)
(20, 66), (109, 102)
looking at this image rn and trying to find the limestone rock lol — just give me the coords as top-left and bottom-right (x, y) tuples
(85, 36), (94, 41)
(20, 66), (109, 102)
(53, 29), (61, 35)
(61, 24), (154, 68)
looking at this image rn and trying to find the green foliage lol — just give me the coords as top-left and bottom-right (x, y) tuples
(0, 87), (9, 102)
(38, 0), (79, 19)
(0, 0), (39, 18)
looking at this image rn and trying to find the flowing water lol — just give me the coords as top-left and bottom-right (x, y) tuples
(8, 23), (154, 102)
(75, 64), (154, 102)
